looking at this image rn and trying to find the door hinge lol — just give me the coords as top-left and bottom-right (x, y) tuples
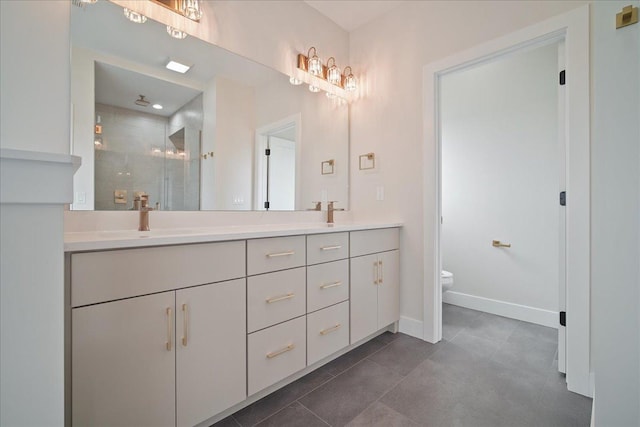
(560, 311), (566, 327)
(264, 201), (270, 209)
(559, 191), (566, 206)
(265, 148), (271, 156)
(559, 70), (566, 86)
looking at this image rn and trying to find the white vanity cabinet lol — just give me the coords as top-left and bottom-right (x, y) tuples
(67, 225), (401, 426)
(70, 242), (246, 427)
(350, 229), (400, 344)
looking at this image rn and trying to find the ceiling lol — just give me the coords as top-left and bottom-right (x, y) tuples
(304, 1), (405, 32)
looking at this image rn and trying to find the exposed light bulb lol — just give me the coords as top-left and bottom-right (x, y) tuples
(124, 8), (147, 24)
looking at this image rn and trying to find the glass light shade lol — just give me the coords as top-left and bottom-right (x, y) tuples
(289, 76), (303, 85)
(182, 0), (203, 20)
(124, 8), (147, 24)
(327, 65), (342, 85)
(344, 73), (357, 92)
(308, 55), (322, 76)
(308, 85), (320, 93)
(167, 26), (188, 39)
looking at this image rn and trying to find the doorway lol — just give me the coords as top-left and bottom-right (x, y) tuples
(254, 114), (301, 211)
(422, 6), (590, 397)
(439, 40), (565, 368)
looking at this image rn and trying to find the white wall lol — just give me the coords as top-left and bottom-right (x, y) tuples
(214, 77), (255, 210)
(441, 43), (559, 314)
(591, 1), (640, 425)
(0, 1), (71, 425)
(348, 0), (588, 324)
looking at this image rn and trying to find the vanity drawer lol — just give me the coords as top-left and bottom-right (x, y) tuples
(307, 259), (349, 313)
(248, 316), (306, 396)
(247, 268), (306, 333)
(350, 228), (399, 257)
(306, 232), (349, 265)
(247, 236), (306, 276)
(71, 241), (245, 307)
(307, 301), (349, 366)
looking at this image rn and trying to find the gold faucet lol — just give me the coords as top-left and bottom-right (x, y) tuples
(137, 195), (154, 231)
(327, 201), (344, 224)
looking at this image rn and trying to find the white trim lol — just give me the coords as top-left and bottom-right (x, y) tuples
(0, 149), (81, 205)
(398, 316), (423, 339)
(423, 5), (591, 397)
(443, 292), (558, 329)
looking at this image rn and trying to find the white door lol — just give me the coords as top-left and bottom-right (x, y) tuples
(267, 136), (296, 210)
(176, 279), (246, 427)
(441, 43), (562, 336)
(72, 292), (176, 427)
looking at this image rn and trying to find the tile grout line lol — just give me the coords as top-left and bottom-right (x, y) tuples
(296, 400), (333, 427)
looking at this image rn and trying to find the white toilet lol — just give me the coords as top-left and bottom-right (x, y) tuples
(441, 270), (454, 293)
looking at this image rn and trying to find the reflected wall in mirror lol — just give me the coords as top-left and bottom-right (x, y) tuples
(70, 0), (349, 211)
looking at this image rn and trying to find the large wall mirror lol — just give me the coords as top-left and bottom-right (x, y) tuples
(70, 0), (349, 211)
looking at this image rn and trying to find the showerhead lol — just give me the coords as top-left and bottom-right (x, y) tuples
(135, 95), (150, 107)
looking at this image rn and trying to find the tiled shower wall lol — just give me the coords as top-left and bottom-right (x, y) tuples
(94, 98), (202, 210)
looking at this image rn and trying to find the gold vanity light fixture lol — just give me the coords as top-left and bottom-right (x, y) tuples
(124, 8), (147, 24)
(294, 47), (356, 100)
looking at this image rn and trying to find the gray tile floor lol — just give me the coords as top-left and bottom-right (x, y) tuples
(213, 304), (592, 427)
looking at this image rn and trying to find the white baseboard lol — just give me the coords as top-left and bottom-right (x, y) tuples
(443, 291), (558, 328)
(399, 316), (424, 338)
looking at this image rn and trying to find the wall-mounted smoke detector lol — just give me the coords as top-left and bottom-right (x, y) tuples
(135, 95), (150, 107)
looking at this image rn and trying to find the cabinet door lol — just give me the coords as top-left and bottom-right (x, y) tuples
(176, 279), (246, 427)
(350, 253), (379, 344)
(72, 292), (175, 427)
(377, 250), (400, 329)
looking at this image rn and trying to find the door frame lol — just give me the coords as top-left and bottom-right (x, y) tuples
(422, 5), (591, 397)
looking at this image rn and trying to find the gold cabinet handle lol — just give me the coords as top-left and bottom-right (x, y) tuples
(320, 281), (342, 290)
(378, 260), (383, 284)
(266, 344), (295, 359)
(374, 261), (379, 285)
(492, 240), (512, 248)
(266, 293), (295, 303)
(266, 250), (295, 258)
(320, 323), (342, 335)
(181, 303), (188, 347)
(321, 245), (342, 251)
(166, 307), (172, 351)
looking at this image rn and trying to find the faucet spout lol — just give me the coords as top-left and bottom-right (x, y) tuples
(327, 201), (344, 224)
(137, 195), (153, 231)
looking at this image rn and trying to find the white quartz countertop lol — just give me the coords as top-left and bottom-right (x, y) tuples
(64, 222), (403, 252)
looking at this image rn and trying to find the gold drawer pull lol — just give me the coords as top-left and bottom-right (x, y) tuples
(266, 250), (295, 258)
(492, 240), (511, 248)
(379, 260), (383, 284)
(166, 307), (172, 351)
(320, 281), (343, 290)
(266, 344), (295, 359)
(374, 261), (379, 285)
(266, 293), (295, 303)
(321, 245), (342, 251)
(320, 323), (342, 335)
